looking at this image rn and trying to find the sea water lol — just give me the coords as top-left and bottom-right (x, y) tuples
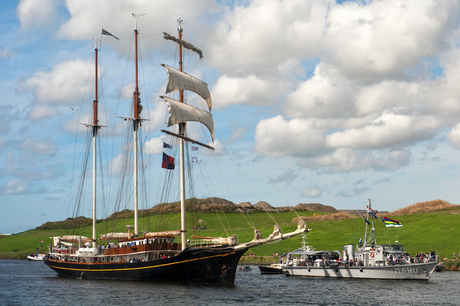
(0, 260), (458, 305)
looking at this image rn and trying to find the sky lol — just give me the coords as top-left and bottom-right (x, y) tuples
(2, 0), (460, 234)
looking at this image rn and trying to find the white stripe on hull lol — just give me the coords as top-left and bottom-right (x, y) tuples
(283, 262), (437, 280)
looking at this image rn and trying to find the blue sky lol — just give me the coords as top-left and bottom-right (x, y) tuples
(2, 0), (460, 234)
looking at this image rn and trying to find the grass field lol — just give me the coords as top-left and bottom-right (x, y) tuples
(1, 209), (460, 260)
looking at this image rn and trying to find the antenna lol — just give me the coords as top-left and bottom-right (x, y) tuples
(132, 13), (146, 30)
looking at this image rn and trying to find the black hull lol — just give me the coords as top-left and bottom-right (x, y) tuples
(44, 246), (247, 284)
(258, 265), (283, 274)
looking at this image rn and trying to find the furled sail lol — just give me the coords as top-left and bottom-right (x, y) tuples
(163, 32), (203, 59)
(161, 96), (214, 140)
(99, 232), (134, 240)
(162, 64), (212, 111)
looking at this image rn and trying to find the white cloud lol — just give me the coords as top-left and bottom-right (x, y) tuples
(18, 137), (57, 155)
(323, 0), (460, 80)
(302, 186), (322, 198)
(212, 75), (283, 106)
(254, 115), (327, 158)
(17, 0), (59, 30)
(18, 59), (94, 105)
(208, 0), (328, 74)
(56, 0), (218, 41)
(0, 180), (30, 195)
(143, 136), (164, 155)
(284, 63), (355, 118)
(448, 123), (460, 149)
(298, 148), (411, 172)
(272, 168), (298, 185)
(325, 113), (439, 150)
(28, 105), (60, 121)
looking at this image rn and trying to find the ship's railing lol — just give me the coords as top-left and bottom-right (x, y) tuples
(105, 241), (181, 255)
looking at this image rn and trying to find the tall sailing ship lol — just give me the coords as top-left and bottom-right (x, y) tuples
(43, 15), (308, 284)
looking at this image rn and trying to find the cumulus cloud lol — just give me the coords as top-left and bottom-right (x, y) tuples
(212, 75), (285, 106)
(323, 0), (459, 80)
(254, 115), (327, 157)
(298, 148), (411, 172)
(17, 59), (94, 105)
(56, 0), (217, 41)
(17, 0), (59, 30)
(208, 0), (328, 73)
(325, 113), (440, 150)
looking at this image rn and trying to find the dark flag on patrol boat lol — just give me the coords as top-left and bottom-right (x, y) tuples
(161, 152), (175, 169)
(102, 28), (119, 40)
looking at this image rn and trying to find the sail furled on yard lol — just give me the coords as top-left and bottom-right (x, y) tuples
(163, 32), (203, 59)
(161, 64), (212, 111)
(161, 96), (214, 140)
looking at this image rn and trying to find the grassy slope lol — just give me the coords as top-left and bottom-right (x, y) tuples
(1, 210), (459, 260)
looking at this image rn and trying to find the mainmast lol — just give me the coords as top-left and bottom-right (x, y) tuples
(92, 39), (99, 248)
(177, 18), (187, 251)
(132, 13), (145, 236)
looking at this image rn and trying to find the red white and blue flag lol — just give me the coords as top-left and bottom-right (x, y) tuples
(161, 153), (175, 169)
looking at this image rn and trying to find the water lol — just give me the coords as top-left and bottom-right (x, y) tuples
(0, 260), (457, 305)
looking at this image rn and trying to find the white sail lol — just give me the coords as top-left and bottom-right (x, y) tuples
(162, 64), (212, 111)
(162, 96), (214, 140)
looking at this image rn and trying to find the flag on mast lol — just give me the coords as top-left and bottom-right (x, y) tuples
(381, 216), (403, 227)
(102, 28), (119, 40)
(359, 213), (370, 225)
(161, 153), (175, 169)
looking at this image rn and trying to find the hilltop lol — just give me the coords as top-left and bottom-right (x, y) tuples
(2, 198), (460, 260)
(34, 198), (459, 231)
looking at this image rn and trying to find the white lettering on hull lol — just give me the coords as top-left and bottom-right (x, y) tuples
(395, 267), (418, 274)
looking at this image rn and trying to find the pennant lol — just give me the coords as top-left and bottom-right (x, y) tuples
(367, 205), (377, 215)
(370, 211), (377, 219)
(382, 216), (403, 227)
(191, 156), (201, 163)
(102, 28), (119, 40)
(191, 146), (199, 151)
(163, 142), (172, 149)
(161, 153), (175, 169)
(359, 213), (370, 225)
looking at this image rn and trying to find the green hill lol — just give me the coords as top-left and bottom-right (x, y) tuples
(1, 199), (460, 260)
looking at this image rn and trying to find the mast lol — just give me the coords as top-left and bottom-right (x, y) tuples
(363, 199), (377, 247)
(91, 39), (99, 248)
(132, 13), (144, 236)
(177, 18), (187, 251)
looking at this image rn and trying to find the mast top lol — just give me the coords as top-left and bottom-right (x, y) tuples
(132, 13), (146, 30)
(177, 18), (183, 33)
